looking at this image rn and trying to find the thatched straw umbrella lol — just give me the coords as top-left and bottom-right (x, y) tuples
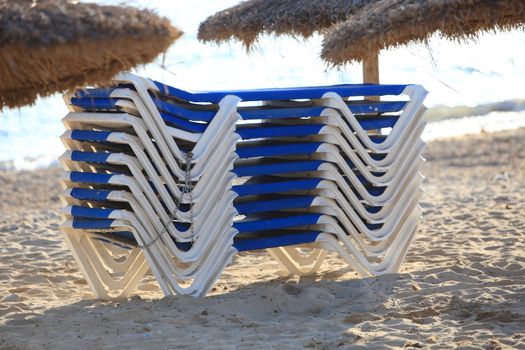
(198, 0), (373, 48)
(0, 0), (182, 109)
(198, 0), (383, 84)
(322, 0), (525, 65)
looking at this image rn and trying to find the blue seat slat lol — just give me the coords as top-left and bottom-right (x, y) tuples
(71, 151), (110, 164)
(359, 116), (397, 129)
(239, 106), (326, 120)
(75, 88), (116, 99)
(70, 97), (118, 110)
(233, 213), (321, 233)
(70, 130), (112, 142)
(153, 98), (215, 122)
(233, 178), (323, 196)
(70, 171), (113, 184)
(369, 135), (387, 144)
(153, 81), (409, 103)
(236, 142), (322, 159)
(233, 160), (323, 177)
(366, 206), (382, 213)
(70, 188), (111, 201)
(366, 222), (383, 230)
(160, 112), (207, 133)
(236, 125), (324, 139)
(72, 219), (114, 230)
(235, 196), (315, 215)
(71, 206), (113, 219)
(174, 222), (191, 231)
(347, 101), (407, 114)
(233, 230), (321, 252)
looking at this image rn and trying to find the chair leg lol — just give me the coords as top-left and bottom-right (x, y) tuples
(282, 246), (326, 267)
(62, 229), (149, 299)
(158, 245), (239, 297)
(316, 235), (371, 277)
(90, 239), (151, 297)
(91, 239), (141, 274)
(315, 221), (419, 277)
(267, 247), (326, 276)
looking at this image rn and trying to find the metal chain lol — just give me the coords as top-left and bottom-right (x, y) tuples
(183, 151), (195, 242)
(139, 151), (194, 248)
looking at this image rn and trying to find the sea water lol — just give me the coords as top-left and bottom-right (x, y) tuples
(1, 0), (525, 170)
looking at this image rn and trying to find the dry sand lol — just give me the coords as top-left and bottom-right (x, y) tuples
(0, 129), (524, 349)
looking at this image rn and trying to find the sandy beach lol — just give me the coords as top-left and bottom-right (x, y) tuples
(0, 128), (524, 349)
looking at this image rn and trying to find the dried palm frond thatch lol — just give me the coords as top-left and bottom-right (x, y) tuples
(198, 0), (374, 48)
(0, 0), (182, 109)
(321, 0), (525, 65)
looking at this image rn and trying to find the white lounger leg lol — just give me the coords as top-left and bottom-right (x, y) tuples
(61, 228), (149, 299)
(268, 247), (326, 276)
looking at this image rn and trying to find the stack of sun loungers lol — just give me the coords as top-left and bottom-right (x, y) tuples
(58, 73), (428, 299)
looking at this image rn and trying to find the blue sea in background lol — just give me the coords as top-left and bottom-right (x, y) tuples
(1, 0), (525, 169)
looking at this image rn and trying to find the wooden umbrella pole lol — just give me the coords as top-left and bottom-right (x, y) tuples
(363, 51), (380, 135)
(362, 51), (379, 87)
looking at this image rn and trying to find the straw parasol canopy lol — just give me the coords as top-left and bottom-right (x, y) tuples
(198, 0), (374, 48)
(321, 0), (525, 65)
(0, 0), (182, 109)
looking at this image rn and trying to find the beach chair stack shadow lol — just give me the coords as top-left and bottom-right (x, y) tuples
(58, 73), (428, 299)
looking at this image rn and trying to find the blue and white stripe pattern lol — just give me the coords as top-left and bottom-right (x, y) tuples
(59, 73), (427, 298)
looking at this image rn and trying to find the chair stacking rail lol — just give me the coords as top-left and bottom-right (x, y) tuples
(59, 73), (428, 299)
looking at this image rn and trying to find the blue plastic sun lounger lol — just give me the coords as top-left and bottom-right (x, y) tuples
(59, 73), (427, 299)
